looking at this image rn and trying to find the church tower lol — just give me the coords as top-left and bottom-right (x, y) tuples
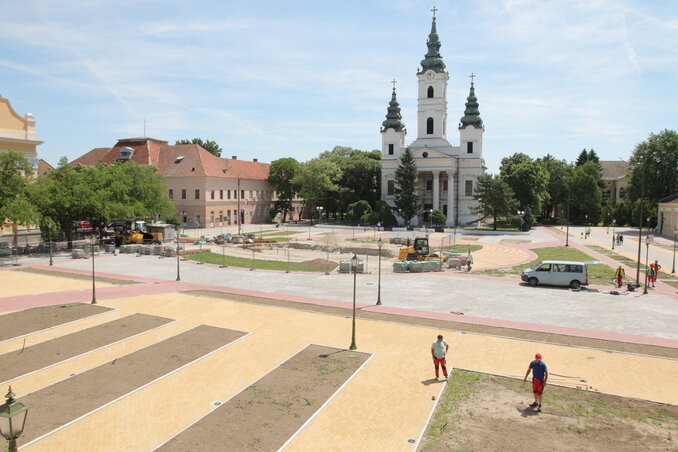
(380, 81), (407, 161)
(458, 76), (484, 159)
(415, 13), (450, 145)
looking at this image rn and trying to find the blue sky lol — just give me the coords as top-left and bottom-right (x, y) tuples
(1, 0), (676, 173)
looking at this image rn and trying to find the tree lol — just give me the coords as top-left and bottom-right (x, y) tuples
(499, 153), (548, 213)
(268, 157), (300, 222)
(471, 174), (517, 230)
(0, 152), (39, 245)
(569, 161), (603, 223)
(393, 148), (420, 226)
(346, 200), (372, 225)
(292, 158), (341, 218)
(626, 129), (678, 202)
(175, 138), (223, 157)
(537, 155), (573, 218)
(575, 148), (600, 167)
(430, 209), (446, 228)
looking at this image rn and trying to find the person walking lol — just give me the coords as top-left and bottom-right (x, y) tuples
(614, 265), (625, 288)
(431, 334), (449, 381)
(620, 234), (624, 245)
(466, 251), (473, 272)
(523, 353), (548, 412)
(650, 260), (661, 287)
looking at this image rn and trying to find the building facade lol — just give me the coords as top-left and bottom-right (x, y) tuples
(380, 14), (485, 227)
(658, 193), (678, 237)
(600, 160), (630, 205)
(71, 137), (302, 228)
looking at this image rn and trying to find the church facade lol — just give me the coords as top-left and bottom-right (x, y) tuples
(380, 14), (485, 227)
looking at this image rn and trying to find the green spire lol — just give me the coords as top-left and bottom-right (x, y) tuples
(418, 18), (446, 74)
(381, 86), (406, 133)
(459, 81), (483, 129)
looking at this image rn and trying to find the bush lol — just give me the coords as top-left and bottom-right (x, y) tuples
(431, 209), (446, 227)
(347, 200), (372, 224)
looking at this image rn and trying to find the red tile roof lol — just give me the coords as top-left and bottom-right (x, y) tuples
(71, 138), (270, 180)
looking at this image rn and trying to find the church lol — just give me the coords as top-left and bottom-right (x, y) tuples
(380, 10), (485, 227)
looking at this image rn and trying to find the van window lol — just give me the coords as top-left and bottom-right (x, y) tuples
(564, 264), (583, 273)
(536, 264), (551, 272)
(553, 264), (566, 272)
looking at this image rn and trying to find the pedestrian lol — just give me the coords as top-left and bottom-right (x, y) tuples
(466, 251), (473, 272)
(614, 265), (625, 288)
(431, 334), (449, 381)
(523, 353), (548, 412)
(620, 234), (623, 245)
(650, 260), (661, 287)
(647, 265), (657, 288)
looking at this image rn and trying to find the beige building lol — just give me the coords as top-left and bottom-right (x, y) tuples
(658, 193), (678, 237)
(600, 160), (630, 204)
(71, 137), (302, 228)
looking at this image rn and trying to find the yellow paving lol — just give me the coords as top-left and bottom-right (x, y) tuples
(5, 291), (675, 452)
(0, 271), (111, 298)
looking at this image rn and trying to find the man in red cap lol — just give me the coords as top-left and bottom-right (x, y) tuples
(523, 353), (548, 411)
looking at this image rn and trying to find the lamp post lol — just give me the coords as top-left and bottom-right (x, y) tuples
(606, 214), (610, 234)
(565, 203), (570, 247)
(250, 249), (256, 271)
(175, 232), (181, 281)
(376, 238), (383, 306)
(220, 245), (227, 268)
(91, 234), (97, 304)
(672, 229), (677, 274)
(585, 214), (588, 239)
(316, 206), (324, 225)
(0, 386), (29, 452)
(349, 254), (358, 351)
(48, 223), (53, 266)
(636, 215), (646, 284)
(611, 219), (616, 250)
(643, 234), (651, 295)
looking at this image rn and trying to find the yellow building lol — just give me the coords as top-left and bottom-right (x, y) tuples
(0, 95), (44, 238)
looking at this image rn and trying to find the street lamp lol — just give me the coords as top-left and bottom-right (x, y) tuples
(565, 203), (570, 247)
(672, 229), (676, 274)
(611, 219), (616, 250)
(0, 386), (29, 452)
(316, 206), (324, 225)
(643, 233), (652, 295)
(349, 254), (358, 351)
(175, 232), (181, 281)
(48, 223), (53, 266)
(91, 234), (97, 304)
(376, 238), (383, 306)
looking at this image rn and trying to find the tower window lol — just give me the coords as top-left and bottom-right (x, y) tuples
(465, 180), (473, 196)
(427, 86), (434, 98)
(427, 117), (434, 134)
(467, 142), (474, 153)
(388, 144), (394, 155)
(387, 180), (395, 195)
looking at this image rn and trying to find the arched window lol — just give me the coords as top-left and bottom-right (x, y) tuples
(426, 117), (434, 134)
(427, 86), (434, 98)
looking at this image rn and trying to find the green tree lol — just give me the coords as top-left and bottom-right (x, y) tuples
(292, 158), (341, 219)
(538, 155), (573, 218)
(626, 129), (678, 202)
(267, 157), (300, 222)
(346, 200), (373, 225)
(471, 174), (517, 230)
(575, 148), (600, 167)
(499, 153), (548, 213)
(569, 161), (603, 223)
(175, 138), (223, 157)
(393, 148), (419, 227)
(430, 209), (446, 228)
(0, 152), (39, 245)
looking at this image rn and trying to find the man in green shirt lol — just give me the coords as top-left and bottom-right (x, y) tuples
(431, 334), (449, 380)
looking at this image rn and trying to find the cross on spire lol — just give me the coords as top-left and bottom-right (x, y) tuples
(469, 73), (476, 85)
(391, 78), (398, 91)
(431, 6), (438, 20)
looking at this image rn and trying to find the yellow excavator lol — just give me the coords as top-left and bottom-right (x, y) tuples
(111, 220), (163, 246)
(397, 237), (441, 261)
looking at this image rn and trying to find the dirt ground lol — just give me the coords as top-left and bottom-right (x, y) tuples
(18, 266), (141, 284)
(0, 303), (110, 341)
(421, 370), (678, 452)
(160, 345), (370, 451)
(17, 325), (245, 446)
(0, 313), (171, 382)
(299, 258), (339, 271)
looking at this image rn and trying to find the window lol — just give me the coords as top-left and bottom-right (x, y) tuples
(536, 264), (551, 272)
(241, 190), (245, 199)
(427, 86), (434, 98)
(227, 190), (231, 200)
(467, 142), (473, 153)
(195, 213), (201, 227)
(195, 189), (200, 200)
(564, 264), (583, 273)
(388, 144), (394, 155)
(619, 187), (626, 199)
(211, 190), (215, 200)
(465, 180), (473, 196)
(387, 180), (395, 195)
(168, 189), (173, 200)
(443, 180), (448, 191)
(220, 189), (223, 200)
(426, 180), (433, 191)
(426, 117), (434, 134)
(249, 190), (253, 199)
(181, 189), (186, 200)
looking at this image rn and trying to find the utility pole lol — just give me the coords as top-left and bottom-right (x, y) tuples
(237, 176), (241, 236)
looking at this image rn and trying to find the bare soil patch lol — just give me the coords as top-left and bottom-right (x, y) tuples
(159, 344), (369, 451)
(421, 370), (678, 452)
(298, 258), (339, 271)
(500, 239), (530, 245)
(185, 290), (678, 360)
(0, 313), (172, 383)
(0, 303), (111, 342)
(17, 325), (246, 446)
(18, 267), (140, 285)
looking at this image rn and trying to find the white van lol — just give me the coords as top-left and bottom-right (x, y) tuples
(520, 260), (602, 289)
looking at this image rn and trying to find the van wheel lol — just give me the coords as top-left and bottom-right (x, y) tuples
(570, 280), (581, 290)
(528, 277), (538, 287)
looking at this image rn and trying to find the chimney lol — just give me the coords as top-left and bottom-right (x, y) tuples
(231, 155), (237, 160)
(253, 158), (258, 163)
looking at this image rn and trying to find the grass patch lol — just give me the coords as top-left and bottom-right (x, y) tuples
(260, 230), (304, 237)
(187, 252), (328, 272)
(437, 244), (483, 253)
